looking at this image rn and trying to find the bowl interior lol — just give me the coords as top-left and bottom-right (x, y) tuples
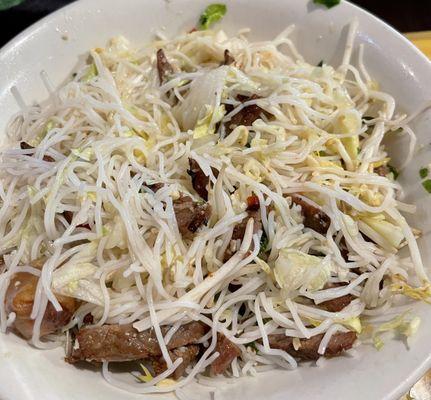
(1, 1), (431, 399)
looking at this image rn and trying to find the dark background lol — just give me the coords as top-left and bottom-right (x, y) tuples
(0, 0), (430, 47)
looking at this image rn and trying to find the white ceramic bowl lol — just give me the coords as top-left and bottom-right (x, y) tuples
(1, 1), (431, 399)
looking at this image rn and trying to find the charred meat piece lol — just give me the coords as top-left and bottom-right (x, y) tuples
(151, 344), (200, 379)
(210, 333), (241, 375)
(20, 142), (55, 162)
(339, 237), (349, 261)
(224, 94), (266, 134)
(5, 272), (77, 339)
(187, 159), (217, 201)
(290, 195), (331, 235)
(223, 49), (235, 66)
(67, 321), (208, 363)
(62, 210), (91, 230)
(319, 294), (354, 312)
(318, 282), (355, 312)
(173, 195), (211, 235)
(147, 182), (165, 193)
(232, 210), (262, 240)
(156, 49), (174, 84)
(267, 331), (356, 360)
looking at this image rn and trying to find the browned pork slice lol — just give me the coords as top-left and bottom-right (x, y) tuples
(187, 159), (211, 201)
(210, 333), (241, 375)
(267, 331), (356, 360)
(146, 182), (165, 193)
(225, 94), (266, 134)
(20, 142), (55, 162)
(232, 210), (262, 240)
(318, 283), (355, 313)
(156, 49), (174, 84)
(67, 321), (207, 363)
(290, 195), (331, 235)
(5, 272), (77, 339)
(62, 210), (91, 230)
(319, 295), (355, 313)
(223, 49), (235, 65)
(173, 195), (211, 235)
(151, 344), (200, 379)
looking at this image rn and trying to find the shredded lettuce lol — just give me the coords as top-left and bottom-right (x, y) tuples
(82, 63), (98, 82)
(390, 275), (431, 303)
(29, 120), (55, 147)
(359, 214), (404, 250)
(174, 67), (227, 130)
(51, 242), (104, 305)
(193, 105), (225, 138)
(71, 147), (94, 161)
(105, 215), (128, 250)
(335, 112), (360, 160)
(274, 250), (331, 296)
(255, 257), (271, 274)
(340, 317), (362, 334)
(372, 313), (421, 350)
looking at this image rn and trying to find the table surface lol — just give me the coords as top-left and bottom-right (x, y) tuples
(0, 1), (430, 399)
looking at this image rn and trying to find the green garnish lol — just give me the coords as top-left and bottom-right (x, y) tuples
(313, 0), (341, 9)
(388, 165), (399, 180)
(247, 341), (258, 352)
(419, 167), (428, 179)
(198, 3), (227, 30)
(258, 232), (269, 257)
(317, 60), (324, 67)
(422, 180), (431, 194)
(0, 0), (25, 11)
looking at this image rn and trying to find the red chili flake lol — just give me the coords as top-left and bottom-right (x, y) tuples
(246, 195), (260, 211)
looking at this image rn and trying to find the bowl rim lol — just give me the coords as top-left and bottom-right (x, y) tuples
(0, 0), (430, 399)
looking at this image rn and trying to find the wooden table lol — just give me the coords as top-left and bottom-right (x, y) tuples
(407, 31), (431, 59)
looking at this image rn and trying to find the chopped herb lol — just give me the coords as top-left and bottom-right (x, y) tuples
(258, 232), (269, 257)
(388, 164), (399, 180)
(247, 341), (258, 352)
(72, 72), (77, 78)
(419, 167), (428, 179)
(422, 179), (431, 193)
(317, 60), (324, 67)
(313, 0), (341, 8)
(198, 3), (227, 30)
